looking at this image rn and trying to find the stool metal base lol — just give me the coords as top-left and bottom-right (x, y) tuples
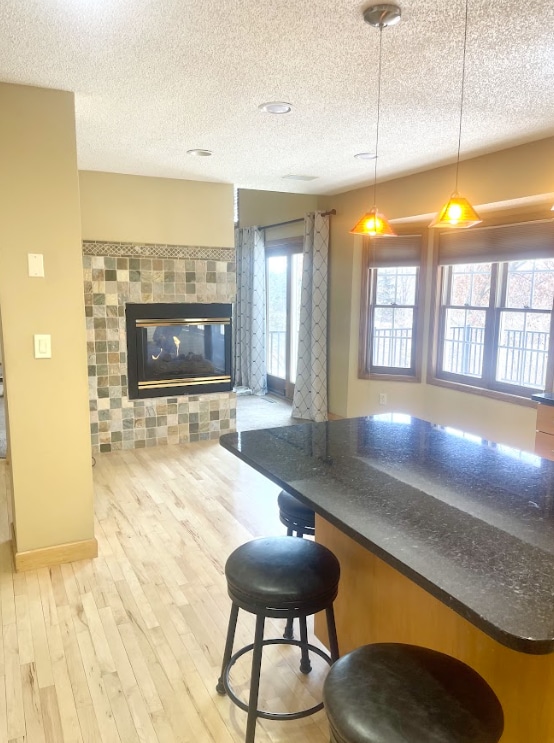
(217, 604), (339, 743)
(218, 637), (333, 720)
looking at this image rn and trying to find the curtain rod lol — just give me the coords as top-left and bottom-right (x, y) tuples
(260, 209), (336, 231)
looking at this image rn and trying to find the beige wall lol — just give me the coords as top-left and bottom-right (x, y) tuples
(320, 137), (554, 451)
(239, 188), (319, 240)
(80, 171), (235, 247)
(0, 83), (95, 552)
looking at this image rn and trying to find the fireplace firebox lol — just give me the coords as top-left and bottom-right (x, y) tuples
(126, 303), (233, 399)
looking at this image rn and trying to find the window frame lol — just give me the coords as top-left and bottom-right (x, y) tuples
(359, 234), (425, 382)
(428, 219), (554, 404)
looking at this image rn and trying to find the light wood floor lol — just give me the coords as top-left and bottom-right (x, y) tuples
(0, 442), (330, 743)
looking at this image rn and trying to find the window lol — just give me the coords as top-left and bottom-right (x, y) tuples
(359, 234), (423, 378)
(265, 237), (303, 398)
(434, 220), (554, 398)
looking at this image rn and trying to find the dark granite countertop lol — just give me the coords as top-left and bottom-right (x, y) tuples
(220, 415), (554, 654)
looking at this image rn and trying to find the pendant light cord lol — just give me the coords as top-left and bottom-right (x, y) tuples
(455, 0), (469, 192)
(373, 24), (384, 208)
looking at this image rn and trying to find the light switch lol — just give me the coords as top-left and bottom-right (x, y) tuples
(34, 334), (52, 359)
(28, 253), (44, 277)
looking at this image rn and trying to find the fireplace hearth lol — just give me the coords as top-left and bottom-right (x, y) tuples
(126, 303), (233, 399)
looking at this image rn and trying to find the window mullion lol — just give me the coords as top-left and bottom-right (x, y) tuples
(482, 263), (501, 386)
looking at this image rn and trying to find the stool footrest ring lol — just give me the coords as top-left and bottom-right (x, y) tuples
(222, 638), (333, 721)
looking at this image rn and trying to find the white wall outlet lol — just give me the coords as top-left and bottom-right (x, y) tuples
(379, 392), (387, 406)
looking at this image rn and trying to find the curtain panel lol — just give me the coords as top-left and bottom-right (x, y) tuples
(233, 226), (267, 395)
(292, 212), (330, 422)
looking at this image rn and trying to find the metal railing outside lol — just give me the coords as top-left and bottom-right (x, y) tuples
(372, 328), (412, 368)
(268, 330), (286, 378)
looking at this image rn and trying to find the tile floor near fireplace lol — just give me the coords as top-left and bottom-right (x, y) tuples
(236, 393), (298, 432)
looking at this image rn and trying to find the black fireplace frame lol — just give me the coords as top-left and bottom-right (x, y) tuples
(125, 302), (233, 400)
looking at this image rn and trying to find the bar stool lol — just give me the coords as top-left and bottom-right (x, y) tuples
(216, 536), (340, 743)
(277, 489), (316, 640)
(323, 643), (504, 742)
(278, 489), (315, 538)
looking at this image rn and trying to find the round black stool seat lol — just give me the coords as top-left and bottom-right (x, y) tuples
(226, 536), (338, 614)
(217, 536), (340, 743)
(323, 644), (504, 743)
(278, 490), (315, 537)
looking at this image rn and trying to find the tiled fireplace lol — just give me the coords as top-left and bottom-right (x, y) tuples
(83, 240), (236, 453)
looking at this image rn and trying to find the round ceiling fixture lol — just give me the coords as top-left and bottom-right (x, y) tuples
(363, 3), (402, 28)
(258, 101), (293, 114)
(186, 148), (213, 157)
(354, 152), (377, 160)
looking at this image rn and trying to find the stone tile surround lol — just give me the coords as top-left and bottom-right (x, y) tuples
(83, 240), (237, 453)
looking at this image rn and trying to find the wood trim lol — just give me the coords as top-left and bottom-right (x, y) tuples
(327, 412), (344, 420)
(358, 233), (426, 381)
(426, 374), (537, 408)
(12, 530), (98, 572)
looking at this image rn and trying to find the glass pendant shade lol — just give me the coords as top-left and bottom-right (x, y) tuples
(429, 193), (482, 229)
(350, 206), (397, 236)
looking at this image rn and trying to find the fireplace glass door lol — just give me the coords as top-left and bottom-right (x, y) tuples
(126, 303), (232, 399)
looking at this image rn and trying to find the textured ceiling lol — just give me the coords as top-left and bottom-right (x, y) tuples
(0, 0), (553, 195)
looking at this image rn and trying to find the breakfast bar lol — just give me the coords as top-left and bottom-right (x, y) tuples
(220, 414), (554, 743)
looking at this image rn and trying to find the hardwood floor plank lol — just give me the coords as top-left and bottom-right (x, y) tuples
(5, 620), (25, 739)
(81, 593), (117, 676)
(15, 593), (33, 666)
(117, 622), (164, 714)
(102, 672), (141, 743)
(20, 662), (47, 743)
(25, 572), (54, 688)
(39, 685), (65, 743)
(75, 629), (121, 743)
(0, 674), (8, 743)
(46, 621), (84, 743)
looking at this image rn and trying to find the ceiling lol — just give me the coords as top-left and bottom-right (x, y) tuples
(0, 0), (553, 196)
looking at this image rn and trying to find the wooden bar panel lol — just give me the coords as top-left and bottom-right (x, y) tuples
(535, 431), (554, 461)
(315, 515), (554, 743)
(537, 403), (554, 436)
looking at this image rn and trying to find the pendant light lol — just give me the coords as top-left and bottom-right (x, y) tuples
(430, 0), (481, 229)
(350, 4), (401, 237)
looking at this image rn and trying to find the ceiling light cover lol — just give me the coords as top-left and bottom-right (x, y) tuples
(429, 192), (482, 229)
(354, 152), (377, 160)
(187, 149), (213, 157)
(350, 4), (400, 238)
(349, 207), (396, 236)
(258, 101), (292, 114)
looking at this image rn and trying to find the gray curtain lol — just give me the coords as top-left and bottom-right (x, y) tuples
(233, 226), (267, 395)
(292, 212), (329, 421)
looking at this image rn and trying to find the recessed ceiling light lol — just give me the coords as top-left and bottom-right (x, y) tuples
(282, 174), (319, 181)
(187, 148), (213, 157)
(354, 152), (377, 160)
(258, 101), (293, 114)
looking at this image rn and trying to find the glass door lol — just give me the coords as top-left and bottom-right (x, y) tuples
(266, 244), (303, 399)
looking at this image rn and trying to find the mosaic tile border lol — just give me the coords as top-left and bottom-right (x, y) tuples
(83, 240), (235, 261)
